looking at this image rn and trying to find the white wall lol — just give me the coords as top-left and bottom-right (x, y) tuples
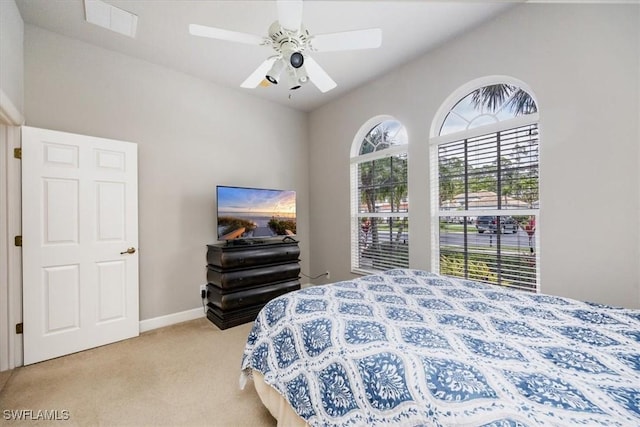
(308, 4), (640, 308)
(0, 0), (24, 117)
(23, 26), (310, 320)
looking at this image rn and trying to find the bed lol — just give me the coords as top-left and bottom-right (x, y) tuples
(240, 269), (640, 426)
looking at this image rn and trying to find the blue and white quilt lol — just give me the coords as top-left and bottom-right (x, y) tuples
(240, 269), (640, 426)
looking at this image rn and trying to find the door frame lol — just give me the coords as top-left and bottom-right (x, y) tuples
(0, 89), (24, 372)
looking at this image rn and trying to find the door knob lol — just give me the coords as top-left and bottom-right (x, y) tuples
(120, 247), (136, 255)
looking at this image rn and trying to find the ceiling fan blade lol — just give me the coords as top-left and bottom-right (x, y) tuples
(277, 0), (303, 32)
(189, 24), (265, 45)
(241, 57), (277, 88)
(311, 28), (382, 52)
(304, 56), (337, 93)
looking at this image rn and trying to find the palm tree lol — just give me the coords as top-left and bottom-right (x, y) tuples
(471, 84), (537, 116)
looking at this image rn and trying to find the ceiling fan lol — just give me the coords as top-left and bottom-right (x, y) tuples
(189, 0), (382, 93)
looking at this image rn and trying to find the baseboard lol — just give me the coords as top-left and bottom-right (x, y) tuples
(139, 307), (206, 333)
(138, 285), (313, 332)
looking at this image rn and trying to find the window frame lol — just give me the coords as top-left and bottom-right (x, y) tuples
(430, 78), (540, 290)
(350, 116), (409, 276)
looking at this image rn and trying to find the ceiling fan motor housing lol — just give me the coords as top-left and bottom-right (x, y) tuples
(289, 51), (303, 68)
(269, 21), (309, 68)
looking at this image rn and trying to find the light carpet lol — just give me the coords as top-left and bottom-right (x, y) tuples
(0, 318), (276, 426)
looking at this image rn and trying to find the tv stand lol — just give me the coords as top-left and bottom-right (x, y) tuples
(205, 240), (300, 329)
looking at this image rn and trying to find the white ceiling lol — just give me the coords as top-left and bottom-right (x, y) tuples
(15, 0), (519, 112)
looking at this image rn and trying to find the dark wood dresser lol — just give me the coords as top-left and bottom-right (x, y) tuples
(205, 239), (300, 329)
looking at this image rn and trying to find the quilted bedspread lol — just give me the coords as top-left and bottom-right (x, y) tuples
(240, 269), (640, 426)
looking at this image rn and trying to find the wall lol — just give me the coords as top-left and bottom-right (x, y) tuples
(0, 0), (24, 116)
(23, 26), (310, 321)
(308, 4), (640, 308)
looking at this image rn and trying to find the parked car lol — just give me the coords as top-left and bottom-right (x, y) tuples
(476, 216), (519, 234)
(442, 216), (475, 224)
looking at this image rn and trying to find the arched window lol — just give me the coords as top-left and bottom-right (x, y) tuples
(430, 79), (540, 291)
(350, 117), (408, 273)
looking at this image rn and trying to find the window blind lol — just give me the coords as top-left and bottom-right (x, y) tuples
(436, 124), (539, 291)
(351, 152), (409, 273)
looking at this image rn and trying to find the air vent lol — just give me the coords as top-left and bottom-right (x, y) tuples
(84, 0), (138, 38)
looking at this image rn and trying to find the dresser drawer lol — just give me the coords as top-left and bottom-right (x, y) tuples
(206, 242), (299, 269)
(207, 280), (300, 310)
(207, 262), (300, 289)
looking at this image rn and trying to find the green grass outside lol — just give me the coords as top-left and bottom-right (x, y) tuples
(440, 224), (467, 232)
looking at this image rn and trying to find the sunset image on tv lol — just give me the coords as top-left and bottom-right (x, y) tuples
(217, 186), (296, 240)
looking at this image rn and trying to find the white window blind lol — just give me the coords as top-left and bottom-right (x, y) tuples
(435, 123), (539, 291)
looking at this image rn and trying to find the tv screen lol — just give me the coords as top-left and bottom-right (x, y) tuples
(216, 185), (297, 241)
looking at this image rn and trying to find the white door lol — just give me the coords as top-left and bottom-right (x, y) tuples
(21, 126), (139, 365)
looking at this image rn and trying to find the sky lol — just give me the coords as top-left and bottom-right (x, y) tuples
(217, 186), (296, 216)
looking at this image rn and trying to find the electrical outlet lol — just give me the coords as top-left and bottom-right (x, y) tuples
(326, 271), (330, 280)
(199, 284), (207, 299)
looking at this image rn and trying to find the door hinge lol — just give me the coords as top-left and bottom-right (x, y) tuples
(13, 148), (21, 159)
(15, 323), (23, 334)
(14, 235), (22, 247)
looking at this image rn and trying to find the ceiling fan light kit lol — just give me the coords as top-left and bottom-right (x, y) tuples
(287, 66), (308, 91)
(266, 58), (285, 84)
(189, 0), (382, 94)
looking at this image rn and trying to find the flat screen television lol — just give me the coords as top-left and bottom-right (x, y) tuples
(216, 185), (296, 242)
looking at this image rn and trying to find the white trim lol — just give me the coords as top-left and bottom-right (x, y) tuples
(0, 88), (24, 371)
(7, 126), (21, 370)
(429, 136), (439, 272)
(0, 89), (24, 126)
(349, 144), (407, 164)
(355, 212), (409, 219)
(139, 307), (205, 333)
(0, 125), (8, 371)
(351, 268), (374, 276)
(437, 209), (537, 217)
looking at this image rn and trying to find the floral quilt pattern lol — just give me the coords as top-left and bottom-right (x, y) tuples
(241, 269), (640, 426)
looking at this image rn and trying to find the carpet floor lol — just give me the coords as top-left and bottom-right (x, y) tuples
(0, 318), (276, 426)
